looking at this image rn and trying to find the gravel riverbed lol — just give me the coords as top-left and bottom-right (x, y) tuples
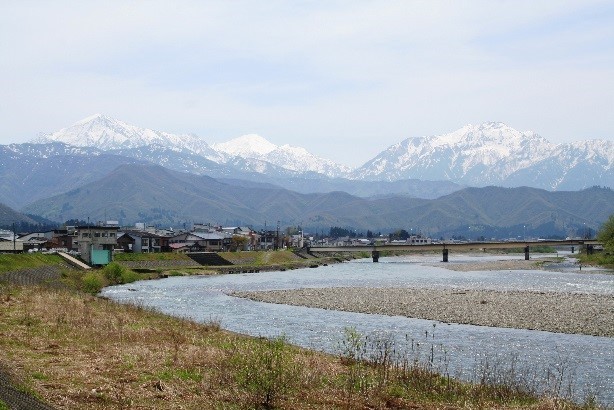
(232, 257), (613, 337)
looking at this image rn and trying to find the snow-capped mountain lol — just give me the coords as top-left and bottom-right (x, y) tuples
(214, 135), (352, 176)
(29, 115), (613, 191)
(354, 122), (613, 190)
(35, 113), (224, 161)
(35, 114), (350, 178)
(213, 134), (276, 158)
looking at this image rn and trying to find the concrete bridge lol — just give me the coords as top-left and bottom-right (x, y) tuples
(309, 239), (602, 262)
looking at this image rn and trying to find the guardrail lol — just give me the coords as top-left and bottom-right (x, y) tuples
(309, 239), (601, 262)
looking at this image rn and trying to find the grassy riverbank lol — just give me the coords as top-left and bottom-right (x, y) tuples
(1, 283), (591, 409)
(0, 253), (66, 273)
(0, 253), (605, 409)
(114, 249), (345, 277)
(577, 253), (614, 270)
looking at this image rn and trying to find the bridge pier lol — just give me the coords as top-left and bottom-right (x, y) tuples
(442, 249), (448, 262)
(372, 250), (380, 262)
(524, 246), (529, 260)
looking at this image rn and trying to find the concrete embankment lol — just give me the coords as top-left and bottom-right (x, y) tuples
(0, 265), (70, 288)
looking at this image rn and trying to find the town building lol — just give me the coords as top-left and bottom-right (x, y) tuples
(74, 225), (119, 265)
(117, 230), (170, 253)
(169, 231), (232, 252)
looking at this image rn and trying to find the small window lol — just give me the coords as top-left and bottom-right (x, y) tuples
(94, 232), (101, 237)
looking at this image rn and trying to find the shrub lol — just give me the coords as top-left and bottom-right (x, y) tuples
(232, 336), (300, 408)
(119, 268), (140, 284)
(102, 262), (125, 284)
(82, 271), (106, 294)
(102, 262), (140, 285)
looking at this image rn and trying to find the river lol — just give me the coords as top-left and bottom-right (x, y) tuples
(101, 253), (614, 405)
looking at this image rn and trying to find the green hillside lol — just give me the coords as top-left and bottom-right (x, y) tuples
(21, 164), (614, 237)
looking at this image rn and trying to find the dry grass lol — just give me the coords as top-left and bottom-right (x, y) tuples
(0, 285), (346, 409)
(0, 282), (603, 409)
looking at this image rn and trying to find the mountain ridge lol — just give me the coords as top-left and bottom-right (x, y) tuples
(21, 163), (614, 238)
(32, 115), (613, 190)
(2, 141), (461, 206)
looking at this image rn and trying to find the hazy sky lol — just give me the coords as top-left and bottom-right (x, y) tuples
(1, 1), (613, 167)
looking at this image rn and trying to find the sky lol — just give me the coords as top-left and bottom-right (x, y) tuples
(1, 1), (613, 167)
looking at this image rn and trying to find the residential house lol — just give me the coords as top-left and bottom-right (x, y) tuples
(221, 226), (257, 250)
(75, 225), (119, 265)
(408, 235), (432, 245)
(259, 230), (280, 250)
(50, 229), (75, 251)
(0, 236), (23, 252)
(117, 230), (171, 253)
(169, 231), (232, 252)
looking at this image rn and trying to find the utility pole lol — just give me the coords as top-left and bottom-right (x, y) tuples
(276, 220), (280, 250)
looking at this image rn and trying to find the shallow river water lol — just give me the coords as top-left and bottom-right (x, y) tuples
(101, 253), (614, 405)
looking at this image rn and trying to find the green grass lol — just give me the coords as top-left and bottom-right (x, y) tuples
(156, 368), (204, 382)
(60, 262), (155, 294)
(0, 253), (65, 273)
(31, 371), (48, 381)
(578, 252), (614, 269)
(218, 250), (318, 269)
(0, 399), (8, 410)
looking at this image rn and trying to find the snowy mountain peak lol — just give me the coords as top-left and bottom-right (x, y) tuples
(212, 134), (277, 158)
(37, 114), (150, 148)
(354, 121), (612, 190)
(29, 114), (351, 178)
(25, 115), (612, 190)
(32, 114), (222, 160)
(74, 113), (109, 125)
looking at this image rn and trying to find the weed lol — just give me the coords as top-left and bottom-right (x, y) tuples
(157, 368), (203, 382)
(232, 336), (301, 408)
(82, 271), (105, 294)
(335, 326), (553, 408)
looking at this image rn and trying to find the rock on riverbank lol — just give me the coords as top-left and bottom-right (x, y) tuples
(233, 287), (614, 337)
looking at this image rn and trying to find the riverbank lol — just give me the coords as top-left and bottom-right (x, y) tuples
(1, 252), (609, 408)
(233, 255), (614, 338)
(113, 249), (347, 276)
(234, 287), (614, 337)
(2, 279), (562, 409)
(430, 255), (612, 273)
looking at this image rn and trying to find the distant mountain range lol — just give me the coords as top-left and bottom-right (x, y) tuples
(0, 202), (39, 227)
(31, 114), (612, 190)
(33, 114), (351, 178)
(1, 115), (613, 237)
(17, 163), (614, 238)
(354, 122), (614, 190)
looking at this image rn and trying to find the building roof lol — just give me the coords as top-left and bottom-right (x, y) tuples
(75, 225), (119, 230)
(119, 230), (168, 239)
(191, 231), (230, 240)
(169, 243), (190, 249)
